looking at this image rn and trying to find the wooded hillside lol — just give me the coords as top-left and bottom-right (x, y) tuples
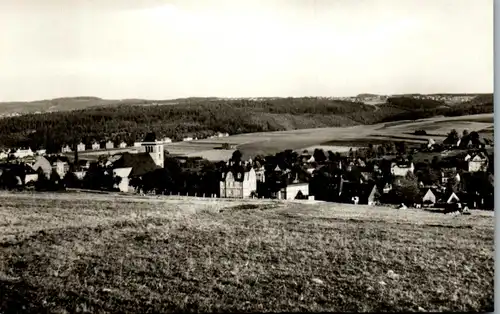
(0, 95), (493, 152)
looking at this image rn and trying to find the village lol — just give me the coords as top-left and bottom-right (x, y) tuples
(0, 127), (494, 213)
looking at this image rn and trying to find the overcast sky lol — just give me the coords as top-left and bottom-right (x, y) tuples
(0, 0), (493, 101)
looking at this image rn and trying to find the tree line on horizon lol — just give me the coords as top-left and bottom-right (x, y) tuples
(0, 95), (492, 152)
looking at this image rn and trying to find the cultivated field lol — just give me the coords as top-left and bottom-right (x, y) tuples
(161, 113), (494, 160)
(0, 192), (494, 313)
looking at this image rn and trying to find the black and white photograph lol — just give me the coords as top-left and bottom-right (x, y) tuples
(0, 0), (494, 312)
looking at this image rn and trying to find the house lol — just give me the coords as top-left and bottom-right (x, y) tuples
(36, 149), (47, 156)
(119, 141), (128, 148)
(137, 133), (165, 168)
(61, 145), (72, 153)
(421, 188), (437, 206)
(0, 151), (8, 160)
(112, 152), (160, 178)
(220, 167), (257, 199)
(255, 166), (266, 183)
(391, 162), (414, 177)
(105, 141), (114, 150)
(77, 142), (86, 152)
(160, 137), (172, 143)
(277, 182), (309, 200)
(31, 156), (52, 179)
(113, 167), (133, 192)
(182, 137), (193, 142)
(91, 142), (100, 150)
(52, 159), (70, 178)
(25, 173), (38, 185)
(13, 148), (34, 158)
(464, 152), (488, 172)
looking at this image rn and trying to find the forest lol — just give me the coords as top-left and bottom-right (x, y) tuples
(0, 95), (493, 153)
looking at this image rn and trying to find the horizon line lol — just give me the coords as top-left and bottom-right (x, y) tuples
(0, 91), (494, 103)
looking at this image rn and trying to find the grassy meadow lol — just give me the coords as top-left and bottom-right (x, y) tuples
(156, 113), (494, 160)
(0, 192), (494, 313)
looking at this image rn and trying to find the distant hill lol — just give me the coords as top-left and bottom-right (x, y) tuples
(0, 97), (224, 117)
(0, 94), (493, 151)
(0, 93), (492, 117)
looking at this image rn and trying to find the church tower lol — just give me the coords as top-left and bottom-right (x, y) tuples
(141, 132), (164, 168)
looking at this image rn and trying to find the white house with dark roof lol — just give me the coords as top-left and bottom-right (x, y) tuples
(91, 142), (100, 150)
(465, 152), (488, 172)
(220, 167), (257, 198)
(105, 141), (114, 150)
(13, 148), (34, 158)
(390, 162), (414, 177)
(77, 142), (86, 152)
(61, 145), (72, 153)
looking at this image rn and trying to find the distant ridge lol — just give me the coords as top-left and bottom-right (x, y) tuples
(0, 93), (492, 118)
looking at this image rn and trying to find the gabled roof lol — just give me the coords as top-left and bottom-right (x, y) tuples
(221, 166), (254, 182)
(445, 192), (460, 203)
(31, 156), (52, 173)
(112, 152), (159, 177)
(113, 167), (133, 178)
(367, 185), (380, 200)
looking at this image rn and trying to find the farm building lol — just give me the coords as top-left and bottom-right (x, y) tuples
(91, 142), (100, 150)
(219, 167), (257, 199)
(105, 141), (114, 150)
(77, 142), (86, 152)
(119, 142), (128, 148)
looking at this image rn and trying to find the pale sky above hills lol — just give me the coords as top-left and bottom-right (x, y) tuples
(0, 0), (493, 101)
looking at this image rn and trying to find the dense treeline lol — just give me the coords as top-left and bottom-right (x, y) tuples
(0, 96), (492, 152)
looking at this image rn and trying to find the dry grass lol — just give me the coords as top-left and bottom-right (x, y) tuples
(0, 192), (494, 313)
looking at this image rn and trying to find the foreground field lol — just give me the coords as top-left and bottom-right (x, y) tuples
(0, 192), (494, 313)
